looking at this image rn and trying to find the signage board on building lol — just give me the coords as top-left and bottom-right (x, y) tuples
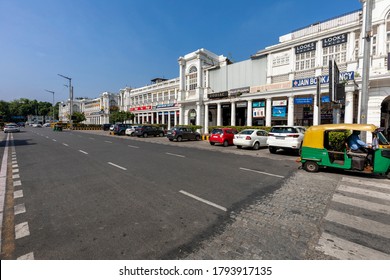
(295, 41), (316, 54)
(322, 33), (348, 47)
(208, 91), (228, 99)
(252, 101), (265, 108)
(130, 106), (152, 111)
(292, 71), (354, 87)
(272, 100), (287, 106)
(236, 101), (247, 108)
(272, 106), (286, 117)
(156, 103), (177, 109)
(229, 87), (250, 96)
(294, 97), (313, 105)
(253, 107), (265, 118)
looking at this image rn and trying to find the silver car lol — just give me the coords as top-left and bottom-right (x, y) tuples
(233, 129), (268, 150)
(4, 123), (20, 133)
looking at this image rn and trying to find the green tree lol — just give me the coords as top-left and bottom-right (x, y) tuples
(72, 112), (86, 123)
(110, 111), (134, 123)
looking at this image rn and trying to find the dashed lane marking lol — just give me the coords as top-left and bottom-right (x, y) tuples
(14, 190), (23, 199)
(63, 143), (69, 147)
(128, 145), (139, 149)
(107, 162), (127, 171)
(15, 222), (30, 239)
(239, 167), (284, 178)
(105, 141), (113, 143)
(179, 190), (227, 212)
(79, 150), (88, 155)
(17, 252), (34, 260)
(166, 152), (185, 158)
(14, 203), (26, 215)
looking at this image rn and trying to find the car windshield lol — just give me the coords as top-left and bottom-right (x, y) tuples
(239, 130), (253, 135)
(211, 129), (223, 134)
(378, 132), (389, 145)
(271, 127), (297, 133)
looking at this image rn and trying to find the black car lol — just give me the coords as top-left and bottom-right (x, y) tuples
(134, 125), (165, 137)
(112, 124), (133, 135)
(166, 126), (201, 142)
(102, 123), (111, 131)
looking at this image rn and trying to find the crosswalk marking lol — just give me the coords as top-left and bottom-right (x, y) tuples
(317, 232), (390, 260)
(316, 176), (390, 259)
(338, 184), (390, 201)
(332, 193), (390, 215)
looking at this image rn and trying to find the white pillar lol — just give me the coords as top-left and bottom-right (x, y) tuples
(217, 103), (222, 126)
(196, 103), (201, 126)
(288, 96), (294, 126)
(174, 111), (178, 126)
(231, 101), (236, 126)
(179, 107), (184, 125)
(266, 98), (272, 127)
(313, 93), (319, 125)
(167, 111), (171, 130)
(204, 103), (209, 134)
(247, 100), (252, 126)
(344, 90), (354, 124)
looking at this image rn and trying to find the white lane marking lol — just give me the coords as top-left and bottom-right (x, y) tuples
(128, 145), (139, 149)
(15, 222), (30, 239)
(12, 169), (19, 173)
(338, 185), (390, 201)
(342, 177), (390, 189)
(14, 203), (26, 215)
(12, 164), (18, 168)
(239, 167), (284, 178)
(105, 141), (113, 143)
(89, 137), (95, 140)
(332, 193), (390, 215)
(166, 152), (185, 158)
(325, 209), (390, 239)
(46, 136), (49, 139)
(12, 160), (17, 164)
(63, 143), (69, 147)
(13, 180), (22, 187)
(107, 162), (127, 171)
(17, 252), (35, 260)
(52, 139), (57, 142)
(0, 133), (10, 252)
(14, 190), (23, 199)
(317, 232), (390, 260)
(12, 174), (20, 179)
(79, 150), (88, 155)
(179, 190), (227, 212)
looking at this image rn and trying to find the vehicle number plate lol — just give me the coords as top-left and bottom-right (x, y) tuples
(276, 136), (285, 140)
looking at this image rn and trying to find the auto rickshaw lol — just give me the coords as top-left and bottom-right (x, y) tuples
(299, 124), (390, 177)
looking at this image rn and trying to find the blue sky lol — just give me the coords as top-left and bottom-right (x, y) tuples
(0, 0), (362, 103)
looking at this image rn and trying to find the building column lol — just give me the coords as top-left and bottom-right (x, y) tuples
(167, 111), (171, 130)
(344, 90), (354, 124)
(231, 101), (236, 126)
(196, 103), (201, 126)
(174, 111), (178, 126)
(288, 96), (294, 126)
(217, 103), (222, 126)
(204, 103), (209, 134)
(151, 112), (155, 124)
(313, 93), (319, 125)
(179, 106), (184, 125)
(266, 98), (272, 127)
(247, 100), (253, 126)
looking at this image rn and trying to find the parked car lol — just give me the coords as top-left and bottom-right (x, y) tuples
(134, 125), (165, 137)
(209, 128), (238, 147)
(267, 125), (306, 154)
(32, 123), (42, 128)
(102, 123), (111, 131)
(4, 123), (20, 133)
(125, 125), (141, 136)
(233, 129), (268, 150)
(112, 124), (133, 135)
(109, 124), (115, 131)
(43, 123), (51, 127)
(166, 126), (201, 142)
(17, 122), (25, 127)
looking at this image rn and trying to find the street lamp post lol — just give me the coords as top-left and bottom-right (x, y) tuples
(58, 74), (73, 125)
(45, 89), (55, 121)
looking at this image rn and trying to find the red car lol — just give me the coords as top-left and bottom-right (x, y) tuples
(209, 128), (238, 147)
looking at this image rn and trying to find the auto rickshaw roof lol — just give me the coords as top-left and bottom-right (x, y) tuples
(303, 123), (378, 149)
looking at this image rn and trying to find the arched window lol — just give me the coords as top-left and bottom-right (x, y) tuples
(386, 12), (390, 53)
(186, 66), (197, 91)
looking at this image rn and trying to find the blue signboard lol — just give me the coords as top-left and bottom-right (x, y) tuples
(272, 106), (286, 117)
(321, 96), (330, 103)
(252, 101), (265, 108)
(294, 97), (313, 105)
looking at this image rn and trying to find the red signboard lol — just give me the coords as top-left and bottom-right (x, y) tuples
(130, 106), (152, 111)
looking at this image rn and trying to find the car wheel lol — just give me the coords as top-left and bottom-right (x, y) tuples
(269, 147), (277, 154)
(159, 132), (164, 137)
(195, 135), (200, 141)
(253, 142), (260, 150)
(169, 139), (173, 141)
(131, 132), (135, 136)
(177, 136), (183, 142)
(303, 161), (319, 172)
(236, 145), (242, 149)
(121, 131), (125, 136)
(223, 140), (229, 147)
(143, 133), (148, 138)
(210, 142), (215, 146)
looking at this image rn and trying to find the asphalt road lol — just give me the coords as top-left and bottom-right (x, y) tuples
(2, 127), (297, 259)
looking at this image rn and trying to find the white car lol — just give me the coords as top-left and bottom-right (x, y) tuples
(4, 123), (20, 133)
(233, 129), (268, 150)
(43, 123), (51, 127)
(125, 125), (141, 136)
(267, 126), (306, 154)
(32, 123), (42, 128)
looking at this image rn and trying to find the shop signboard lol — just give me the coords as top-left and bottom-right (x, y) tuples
(272, 100), (287, 106)
(294, 97), (313, 105)
(272, 106), (286, 117)
(322, 33), (348, 48)
(295, 41), (316, 54)
(208, 91), (228, 99)
(236, 101), (247, 108)
(253, 107), (265, 118)
(252, 101), (265, 108)
(292, 71), (354, 88)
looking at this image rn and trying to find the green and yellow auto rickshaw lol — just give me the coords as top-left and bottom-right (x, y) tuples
(299, 124), (390, 177)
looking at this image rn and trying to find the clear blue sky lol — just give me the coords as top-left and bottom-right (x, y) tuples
(0, 0), (362, 103)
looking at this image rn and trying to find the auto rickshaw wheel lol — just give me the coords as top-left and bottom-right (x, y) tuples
(303, 161), (319, 172)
